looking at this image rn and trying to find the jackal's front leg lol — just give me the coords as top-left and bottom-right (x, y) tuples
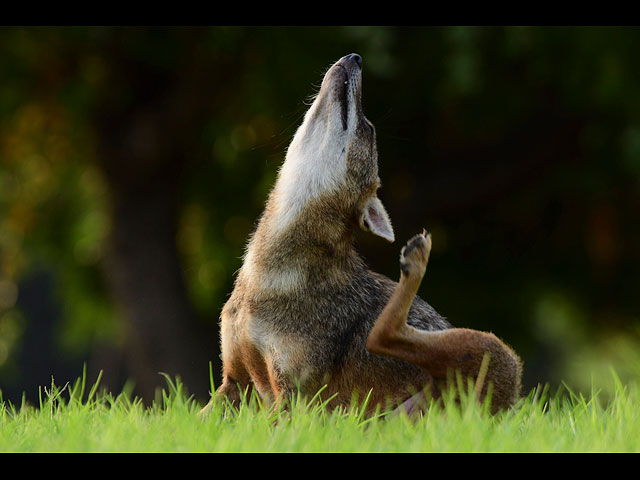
(366, 230), (433, 365)
(367, 231), (522, 414)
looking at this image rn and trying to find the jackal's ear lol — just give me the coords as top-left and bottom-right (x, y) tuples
(359, 196), (395, 243)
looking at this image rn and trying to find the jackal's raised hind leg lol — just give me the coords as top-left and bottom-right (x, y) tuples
(366, 231), (522, 415)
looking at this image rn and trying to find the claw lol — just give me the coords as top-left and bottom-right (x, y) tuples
(399, 229), (432, 278)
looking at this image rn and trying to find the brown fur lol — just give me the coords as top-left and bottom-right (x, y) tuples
(367, 232), (523, 414)
(200, 54), (522, 417)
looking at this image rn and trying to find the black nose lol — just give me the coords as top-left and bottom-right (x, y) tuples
(347, 53), (362, 69)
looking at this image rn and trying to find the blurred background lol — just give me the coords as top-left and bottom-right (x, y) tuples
(1, 26), (639, 406)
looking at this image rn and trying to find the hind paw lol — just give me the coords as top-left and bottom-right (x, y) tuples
(400, 229), (431, 279)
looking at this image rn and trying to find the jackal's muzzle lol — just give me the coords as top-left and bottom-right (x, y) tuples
(318, 53), (363, 130)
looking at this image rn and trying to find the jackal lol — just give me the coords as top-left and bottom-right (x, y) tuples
(205, 53), (522, 416)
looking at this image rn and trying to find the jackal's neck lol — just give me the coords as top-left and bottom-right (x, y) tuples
(239, 191), (363, 293)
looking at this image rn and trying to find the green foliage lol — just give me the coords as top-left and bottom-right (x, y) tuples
(1, 26), (639, 399)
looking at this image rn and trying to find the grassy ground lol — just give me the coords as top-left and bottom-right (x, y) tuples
(1, 368), (639, 453)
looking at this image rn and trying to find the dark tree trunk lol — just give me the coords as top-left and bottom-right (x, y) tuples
(87, 27), (231, 402)
(103, 183), (215, 401)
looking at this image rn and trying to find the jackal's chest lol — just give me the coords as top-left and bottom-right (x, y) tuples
(246, 314), (328, 385)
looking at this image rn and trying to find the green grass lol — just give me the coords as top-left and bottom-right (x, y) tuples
(1, 367), (639, 453)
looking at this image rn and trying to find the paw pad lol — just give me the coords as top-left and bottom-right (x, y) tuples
(400, 230), (431, 276)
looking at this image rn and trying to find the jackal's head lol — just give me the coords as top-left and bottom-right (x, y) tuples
(274, 53), (395, 243)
